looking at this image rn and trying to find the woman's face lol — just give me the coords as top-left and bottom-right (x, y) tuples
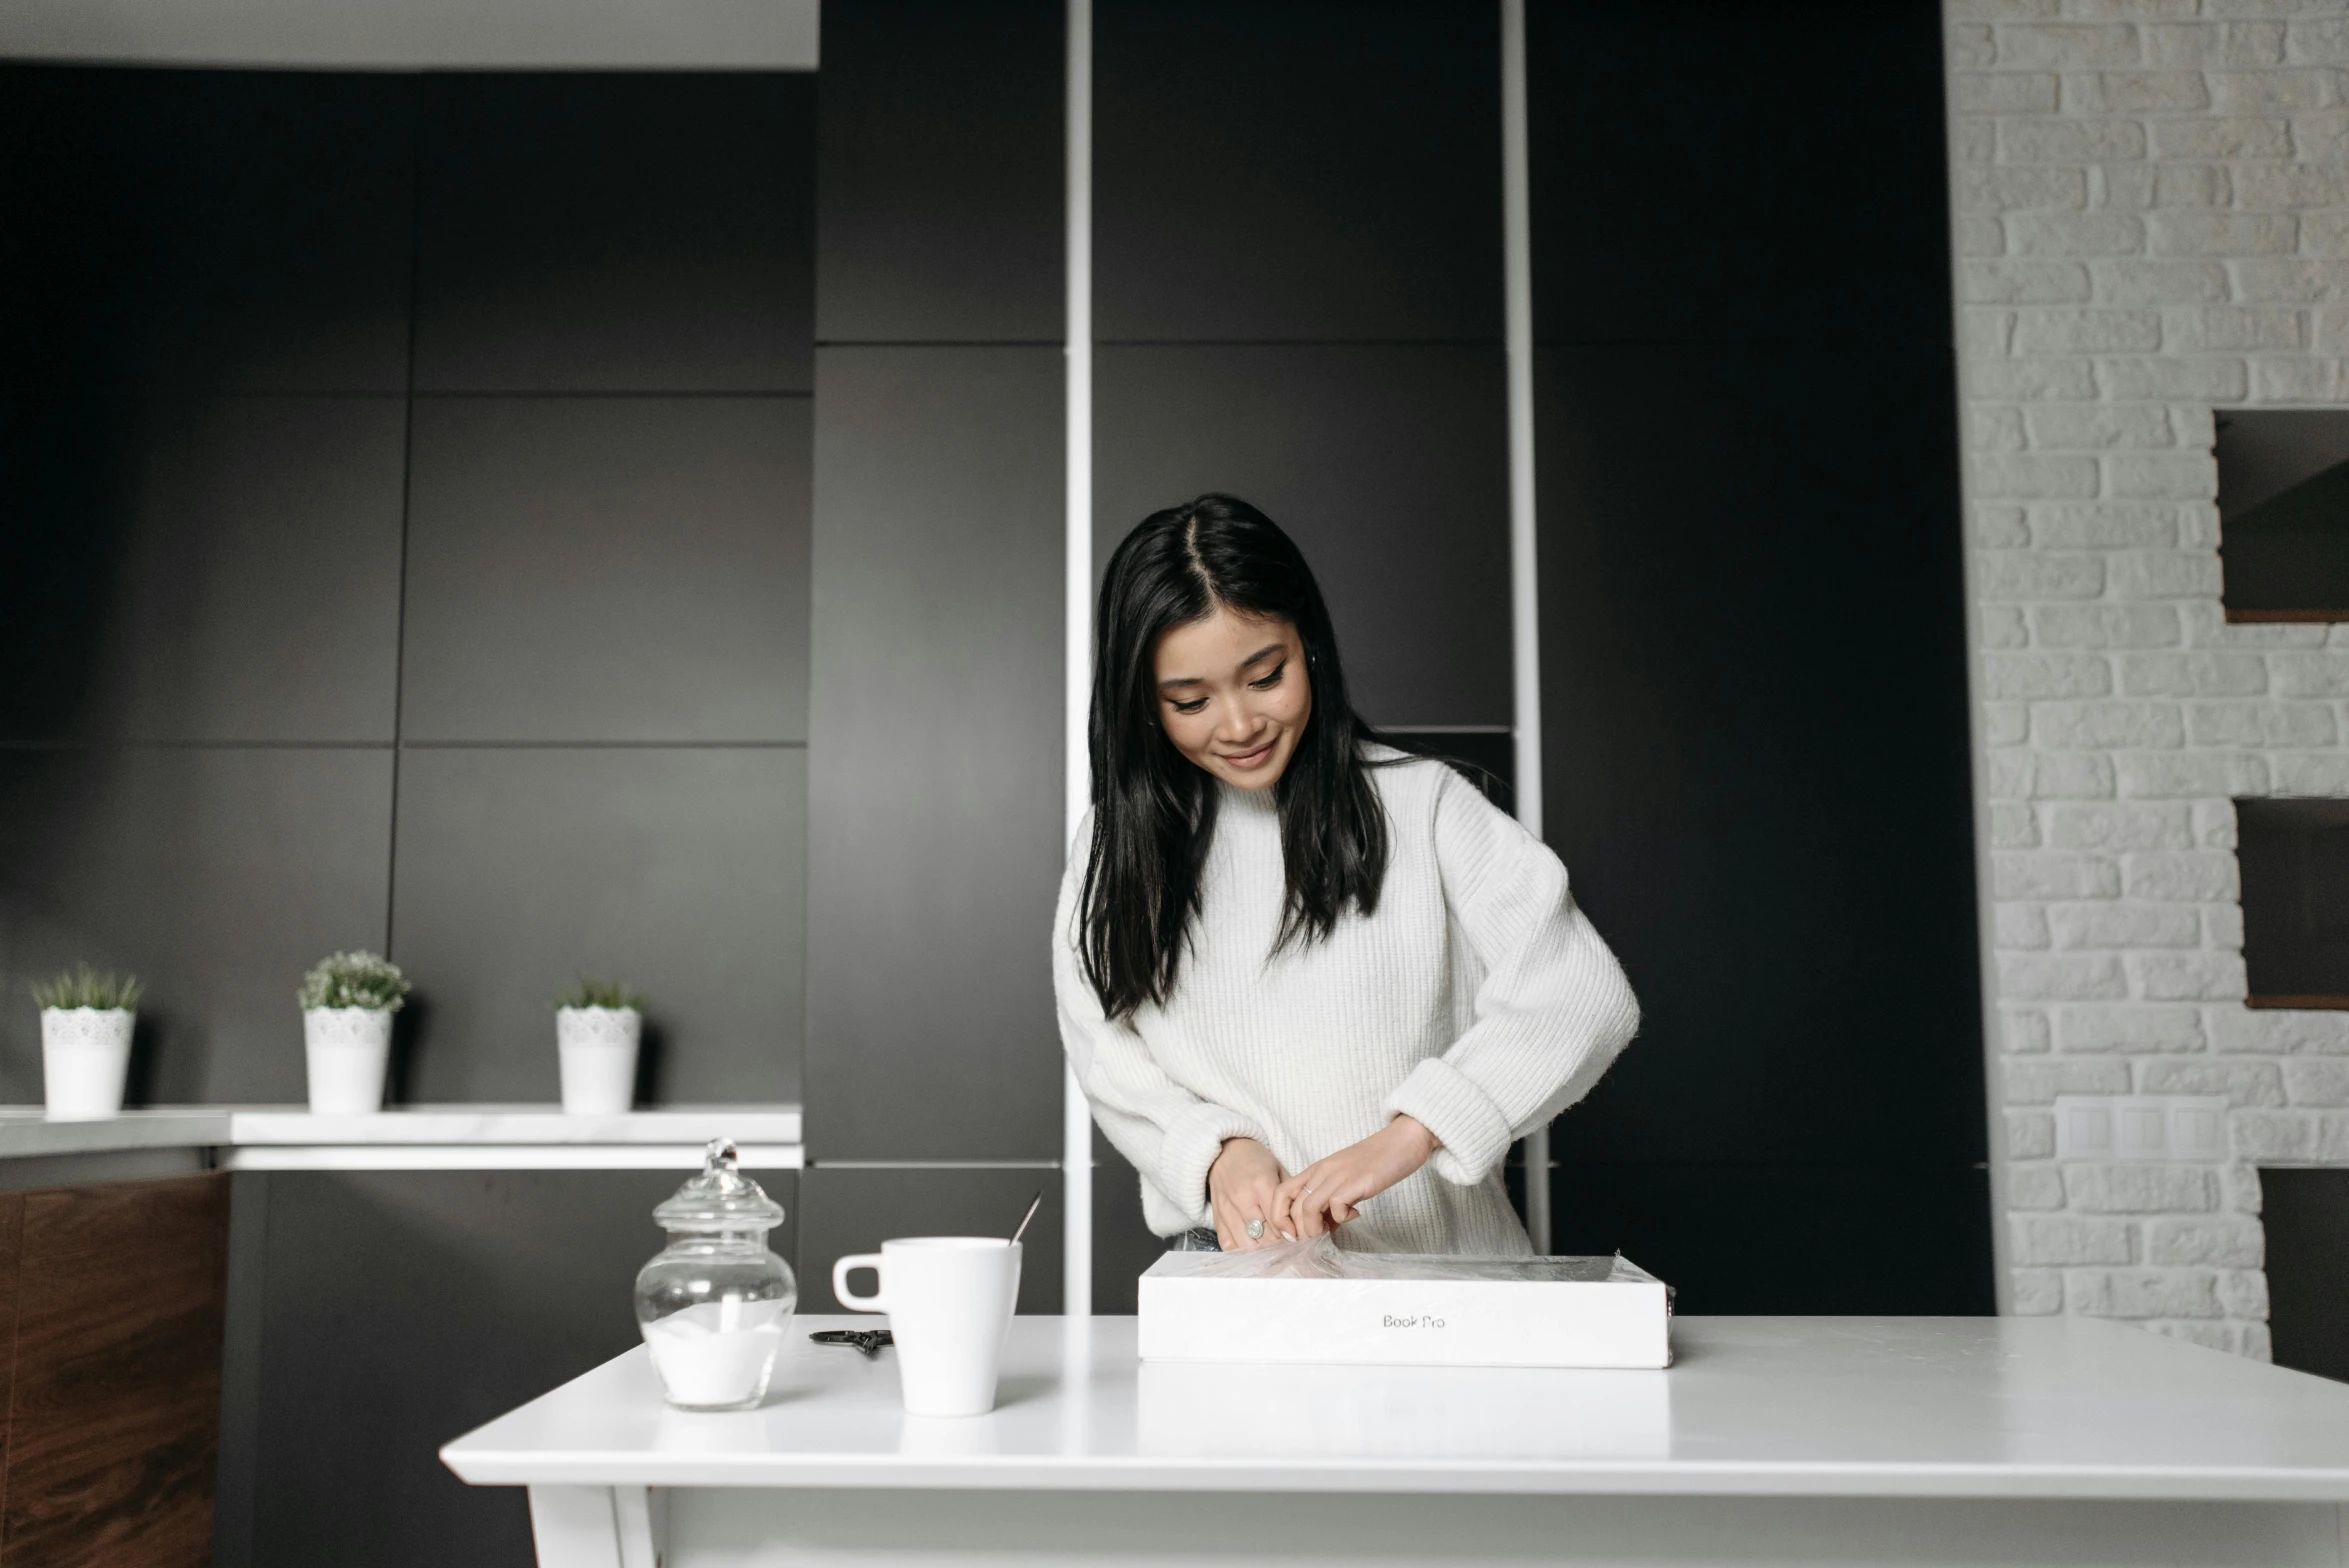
(1151, 606), (1312, 791)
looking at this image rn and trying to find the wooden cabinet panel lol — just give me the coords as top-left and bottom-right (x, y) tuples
(1, 1172), (227, 1568)
(0, 1193), (20, 1554)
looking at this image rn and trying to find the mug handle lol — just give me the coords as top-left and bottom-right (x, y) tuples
(832, 1252), (888, 1312)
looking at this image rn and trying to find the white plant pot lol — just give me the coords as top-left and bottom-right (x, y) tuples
(557, 1006), (641, 1115)
(42, 1007), (134, 1121)
(305, 1006), (394, 1115)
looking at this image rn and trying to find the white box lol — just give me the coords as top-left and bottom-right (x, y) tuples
(1138, 1252), (1672, 1369)
(1136, 1357), (1673, 1460)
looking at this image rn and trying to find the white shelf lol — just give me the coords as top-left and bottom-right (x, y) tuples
(0, 1109), (235, 1160)
(0, 1105), (802, 1171)
(226, 1143), (803, 1172)
(225, 1105), (802, 1146)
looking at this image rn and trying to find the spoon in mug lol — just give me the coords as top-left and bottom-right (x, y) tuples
(1010, 1191), (1042, 1247)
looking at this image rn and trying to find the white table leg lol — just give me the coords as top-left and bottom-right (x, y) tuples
(615, 1485), (663, 1568)
(527, 1484), (661, 1568)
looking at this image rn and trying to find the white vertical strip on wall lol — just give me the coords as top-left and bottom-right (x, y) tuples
(1499, 0), (1550, 1255)
(1063, 0), (1096, 1318)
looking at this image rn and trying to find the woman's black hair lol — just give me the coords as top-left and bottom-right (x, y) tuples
(1078, 493), (1389, 1020)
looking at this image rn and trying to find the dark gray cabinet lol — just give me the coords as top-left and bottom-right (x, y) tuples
(414, 74), (815, 392)
(390, 747), (807, 1104)
(1528, 0), (1951, 347)
(815, 0), (1065, 345)
(400, 396), (812, 744)
(1094, 343), (1511, 727)
(0, 68), (417, 395)
(805, 347), (1066, 1162)
(1095, 0), (1502, 342)
(0, 747), (395, 1104)
(0, 395), (406, 745)
(1536, 342), (1980, 1169)
(227, 1170), (797, 1568)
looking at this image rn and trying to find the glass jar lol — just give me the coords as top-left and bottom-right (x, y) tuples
(635, 1138), (797, 1410)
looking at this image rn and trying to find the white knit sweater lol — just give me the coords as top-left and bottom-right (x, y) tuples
(1053, 751), (1640, 1256)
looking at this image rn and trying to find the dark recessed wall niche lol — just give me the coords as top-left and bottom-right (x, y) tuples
(2261, 1168), (2346, 1382)
(2238, 798), (2349, 1009)
(2217, 409), (2349, 623)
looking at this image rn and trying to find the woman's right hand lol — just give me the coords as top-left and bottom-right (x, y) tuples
(1207, 1136), (1289, 1250)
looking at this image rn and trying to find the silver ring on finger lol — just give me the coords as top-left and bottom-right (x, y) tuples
(1245, 1217), (1265, 1240)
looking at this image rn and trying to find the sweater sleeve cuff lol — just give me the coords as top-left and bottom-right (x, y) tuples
(1385, 1058), (1514, 1186)
(1157, 1102), (1271, 1229)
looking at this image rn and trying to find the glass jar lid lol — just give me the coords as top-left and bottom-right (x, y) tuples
(653, 1138), (786, 1230)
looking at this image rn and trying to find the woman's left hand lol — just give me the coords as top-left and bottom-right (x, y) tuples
(1274, 1115), (1439, 1238)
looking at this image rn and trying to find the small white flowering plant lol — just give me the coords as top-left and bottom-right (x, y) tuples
(299, 951), (411, 1013)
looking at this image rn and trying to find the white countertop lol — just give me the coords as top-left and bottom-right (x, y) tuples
(440, 1314), (2349, 1501)
(0, 1105), (802, 1168)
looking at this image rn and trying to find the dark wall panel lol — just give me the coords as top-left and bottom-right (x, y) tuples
(1526, 3), (1978, 1308)
(401, 396), (810, 744)
(1548, 1162), (1996, 1315)
(1093, 344), (1510, 727)
(391, 748), (804, 1105)
(806, 347), (1064, 1161)
(241, 1169), (795, 1568)
(1528, 0), (1950, 346)
(414, 74), (814, 393)
(1392, 732), (1515, 811)
(0, 67), (416, 395)
(1, 396), (404, 745)
(1095, 0), (1501, 342)
(0, 395), (129, 742)
(0, 748), (393, 1105)
(1535, 345), (1981, 1169)
(814, 0), (1064, 343)
(798, 1167), (1061, 1315)
(1091, 1146), (1172, 1316)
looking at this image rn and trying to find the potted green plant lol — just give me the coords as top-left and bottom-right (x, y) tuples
(300, 951), (411, 1115)
(555, 976), (643, 1115)
(33, 965), (142, 1121)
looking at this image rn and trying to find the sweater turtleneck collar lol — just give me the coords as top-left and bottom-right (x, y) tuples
(1216, 778), (1281, 819)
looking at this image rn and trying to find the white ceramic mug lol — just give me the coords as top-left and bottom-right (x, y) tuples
(832, 1238), (1021, 1417)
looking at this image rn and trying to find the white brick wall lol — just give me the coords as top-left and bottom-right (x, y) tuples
(1947, 0), (2349, 1358)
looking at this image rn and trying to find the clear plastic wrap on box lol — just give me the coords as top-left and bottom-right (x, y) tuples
(1174, 1235), (1658, 1285)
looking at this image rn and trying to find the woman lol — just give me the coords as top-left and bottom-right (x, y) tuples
(1053, 495), (1639, 1255)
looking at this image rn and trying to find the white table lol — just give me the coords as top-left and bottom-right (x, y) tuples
(443, 1314), (2349, 1567)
